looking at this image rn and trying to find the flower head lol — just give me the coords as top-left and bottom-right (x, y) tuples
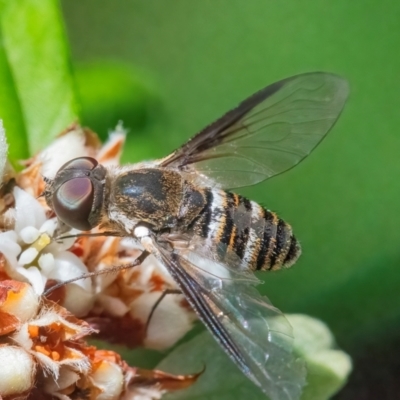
(0, 124), (198, 399)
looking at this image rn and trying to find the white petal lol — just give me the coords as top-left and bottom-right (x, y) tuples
(0, 120), (8, 183)
(136, 256), (156, 286)
(14, 187), (47, 232)
(0, 346), (35, 396)
(19, 248), (39, 265)
(44, 366), (79, 393)
(39, 219), (57, 236)
(97, 294), (130, 317)
(95, 263), (120, 292)
(16, 266), (46, 295)
(63, 284), (95, 318)
(145, 254), (176, 288)
(48, 251), (92, 292)
(45, 229), (78, 253)
(38, 253), (55, 274)
(130, 292), (194, 350)
(39, 129), (88, 178)
(0, 231), (21, 268)
(19, 226), (40, 244)
(128, 252), (175, 289)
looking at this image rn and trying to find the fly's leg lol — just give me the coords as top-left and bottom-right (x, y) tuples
(44, 250), (150, 297)
(55, 230), (123, 242)
(133, 226), (183, 334)
(145, 289), (181, 334)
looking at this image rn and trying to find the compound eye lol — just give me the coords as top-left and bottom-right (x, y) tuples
(52, 177), (94, 230)
(59, 157), (98, 172)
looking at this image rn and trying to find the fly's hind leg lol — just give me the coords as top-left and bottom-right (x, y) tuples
(145, 289), (182, 334)
(133, 227), (184, 334)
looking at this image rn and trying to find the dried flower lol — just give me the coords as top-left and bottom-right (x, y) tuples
(0, 124), (199, 399)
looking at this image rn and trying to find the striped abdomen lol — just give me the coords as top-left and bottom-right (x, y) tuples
(188, 189), (301, 271)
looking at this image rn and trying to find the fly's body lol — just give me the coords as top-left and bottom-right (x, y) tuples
(186, 188), (299, 271)
(102, 166), (299, 272)
(45, 72), (349, 400)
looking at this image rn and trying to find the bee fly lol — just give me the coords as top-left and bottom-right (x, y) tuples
(44, 73), (348, 400)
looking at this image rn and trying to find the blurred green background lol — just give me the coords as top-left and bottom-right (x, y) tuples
(59, 2), (400, 398)
(1, 0), (399, 398)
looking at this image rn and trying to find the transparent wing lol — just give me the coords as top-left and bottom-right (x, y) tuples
(154, 240), (306, 400)
(160, 72), (349, 189)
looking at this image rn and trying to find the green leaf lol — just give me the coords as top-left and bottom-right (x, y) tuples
(74, 62), (156, 138)
(0, 0), (79, 160)
(286, 315), (352, 400)
(0, 120), (7, 179)
(158, 330), (264, 400)
(157, 315), (352, 400)
(0, 34), (29, 161)
(73, 61), (164, 163)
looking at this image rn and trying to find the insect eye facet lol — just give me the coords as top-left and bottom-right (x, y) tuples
(59, 157), (98, 172)
(52, 177), (94, 230)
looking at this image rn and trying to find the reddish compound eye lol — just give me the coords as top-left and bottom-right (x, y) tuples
(58, 157), (98, 172)
(52, 177), (94, 230)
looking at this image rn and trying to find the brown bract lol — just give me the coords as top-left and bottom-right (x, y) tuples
(0, 281), (199, 400)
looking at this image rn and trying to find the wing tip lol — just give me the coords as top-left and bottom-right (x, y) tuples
(284, 71), (350, 103)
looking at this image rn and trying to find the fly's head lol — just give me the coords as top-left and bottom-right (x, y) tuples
(44, 157), (107, 231)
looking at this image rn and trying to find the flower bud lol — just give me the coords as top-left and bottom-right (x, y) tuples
(0, 345), (35, 396)
(92, 360), (124, 400)
(0, 280), (39, 323)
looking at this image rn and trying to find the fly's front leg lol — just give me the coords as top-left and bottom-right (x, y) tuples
(45, 227), (151, 297)
(44, 249), (150, 297)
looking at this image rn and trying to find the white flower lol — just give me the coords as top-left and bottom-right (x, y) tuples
(0, 186), (93, 316)
(95, 238), (196, 350)
(0, 124), (209, 400)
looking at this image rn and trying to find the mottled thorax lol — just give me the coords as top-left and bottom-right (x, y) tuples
(107, 168), (185, 232)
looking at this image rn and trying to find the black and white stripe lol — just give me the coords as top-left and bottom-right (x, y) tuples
(189, 189), (301, 271)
